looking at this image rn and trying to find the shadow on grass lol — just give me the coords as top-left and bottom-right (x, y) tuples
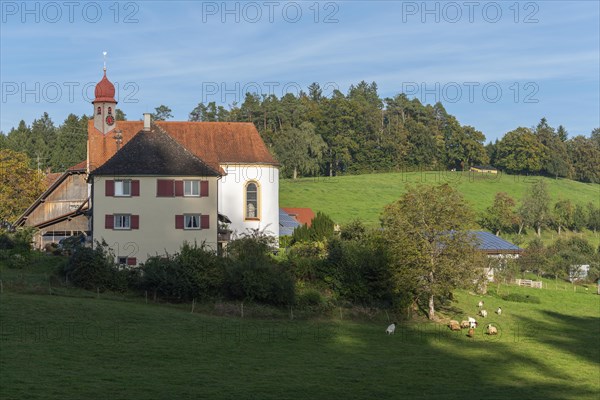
(324, 318), (599, 400)
(514, 310), (600, 367)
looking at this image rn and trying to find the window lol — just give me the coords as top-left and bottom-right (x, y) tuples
(108, 107), (112, 115)
(184, 214), (200, 230)
(115, 180), (131, 197)
(97, 106), (101, 115)
(114, 214), (131, 230)
(184, 180), (200, 197)
(118, 256), (137, 265)
(245, 182), (259, 219)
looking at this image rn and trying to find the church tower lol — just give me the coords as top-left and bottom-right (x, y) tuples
(92, 63), (117, 135)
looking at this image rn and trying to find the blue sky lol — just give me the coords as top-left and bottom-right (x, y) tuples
(1, 0), (598, 142)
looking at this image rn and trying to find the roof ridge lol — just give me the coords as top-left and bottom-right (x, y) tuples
(151, 123), (222, 176)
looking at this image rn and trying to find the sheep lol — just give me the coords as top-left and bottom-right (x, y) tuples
(448, 320), (461, 331)
(496, 307), (502, 316)
(386, 322), (397, 335)
(486, 324), (498, 335)
(467, 328), (475, 338)
(479, 309), (488, 318)
(468, 317), (478, 329)
(460, 320), (470, 329)
(478, 300), (484, 308)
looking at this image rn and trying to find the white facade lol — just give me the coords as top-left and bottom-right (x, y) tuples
(218, 164), (279, 239)
(93, 176), (219, 264)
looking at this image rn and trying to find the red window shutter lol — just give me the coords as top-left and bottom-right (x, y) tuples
(126, 257), (137, 266)
(105, 214), (114, 229)
(200, 181), (209, 197)
(175, 215), (184, 229)
(131, 180), (140, 196)
(157, 179), (174, 197)
(131, 215), (139, 229)
(105, 180), (114, 196)
(200, 214), (210, 229)
(174, 180), (184, 197)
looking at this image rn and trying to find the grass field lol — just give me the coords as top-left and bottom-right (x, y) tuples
(1, 261), (599, 400)
(280, 171), (600, 246)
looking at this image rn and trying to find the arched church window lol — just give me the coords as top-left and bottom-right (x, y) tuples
(108, 107), (112, 115)
(97, 107), (101, 115)
(245, 182), (259, 219)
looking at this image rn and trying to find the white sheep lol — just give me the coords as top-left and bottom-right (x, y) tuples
(468, 316), (478, 329)
(478, 300), (484, 308)
(486, 324), (498, 335)
(480, 309), (488, 318)
(386, 322), (397, 335)
(496, 307), (502, 316)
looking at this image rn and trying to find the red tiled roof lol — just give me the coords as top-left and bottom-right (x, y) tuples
(67, 160), (87, 171)
(88, 121), (278, 172)
(281, 208), (315, 227)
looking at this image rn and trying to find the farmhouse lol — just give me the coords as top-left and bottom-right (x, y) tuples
(17, 67), (280, 263)
(471, 230), (523, 281)
(14, 161), (89, 249)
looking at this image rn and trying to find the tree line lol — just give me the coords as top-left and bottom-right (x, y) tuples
(1, 81), (598, 183)
(479, 180), (600, 238)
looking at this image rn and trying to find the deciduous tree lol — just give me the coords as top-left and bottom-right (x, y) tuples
(381, 184), (482, 320)
(0, 149), (45, 223)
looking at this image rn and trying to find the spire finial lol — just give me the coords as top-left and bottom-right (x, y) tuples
(103, 51), (107, 72)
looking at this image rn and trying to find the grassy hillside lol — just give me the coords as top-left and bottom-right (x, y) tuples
(280, 171), (600, 245)
(1, 280), (598, 400)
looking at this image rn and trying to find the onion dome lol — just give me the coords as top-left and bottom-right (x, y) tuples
(93, 70), (117, 103)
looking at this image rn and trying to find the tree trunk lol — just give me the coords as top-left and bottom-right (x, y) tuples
(428, 294), (435, 320)
(558, 225), (561, 235)
(495, 230), (500, 236)
(428, 269), (435, 320)
(518, 223), (524, 235)
(537, 225), (541, 237)
(329, 161), (333, 177)
(293, 167), (297, 180)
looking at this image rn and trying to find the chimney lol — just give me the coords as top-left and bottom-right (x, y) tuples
(143, 113), (152, 131)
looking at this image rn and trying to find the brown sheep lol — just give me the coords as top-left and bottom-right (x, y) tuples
(448, 320), (461, 331)
(460, 320), (470, 329)
(467, 328), (475, 338)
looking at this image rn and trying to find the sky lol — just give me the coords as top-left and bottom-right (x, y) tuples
(0, 0), (599, 142)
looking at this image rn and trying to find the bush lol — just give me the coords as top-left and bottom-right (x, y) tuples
(0, 227), (35, 269)
(296, 289), (323, 308)
(225, 261), (295, 306)
(224, 233), (295, 306)
(324, 235), (393, 307)
(62, 241), (127, 292)
(501, 293), (541, 304)
(141, 241), (226, 301)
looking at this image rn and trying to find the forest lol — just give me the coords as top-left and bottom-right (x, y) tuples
(1, 81), (598, 183)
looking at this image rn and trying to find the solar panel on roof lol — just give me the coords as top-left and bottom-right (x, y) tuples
(470, 231), (521, 251)
(279, 209), (300, 236)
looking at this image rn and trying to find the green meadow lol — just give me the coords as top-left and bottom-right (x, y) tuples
(280, 171), (600, 246)
(1, 272), (598, 400)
